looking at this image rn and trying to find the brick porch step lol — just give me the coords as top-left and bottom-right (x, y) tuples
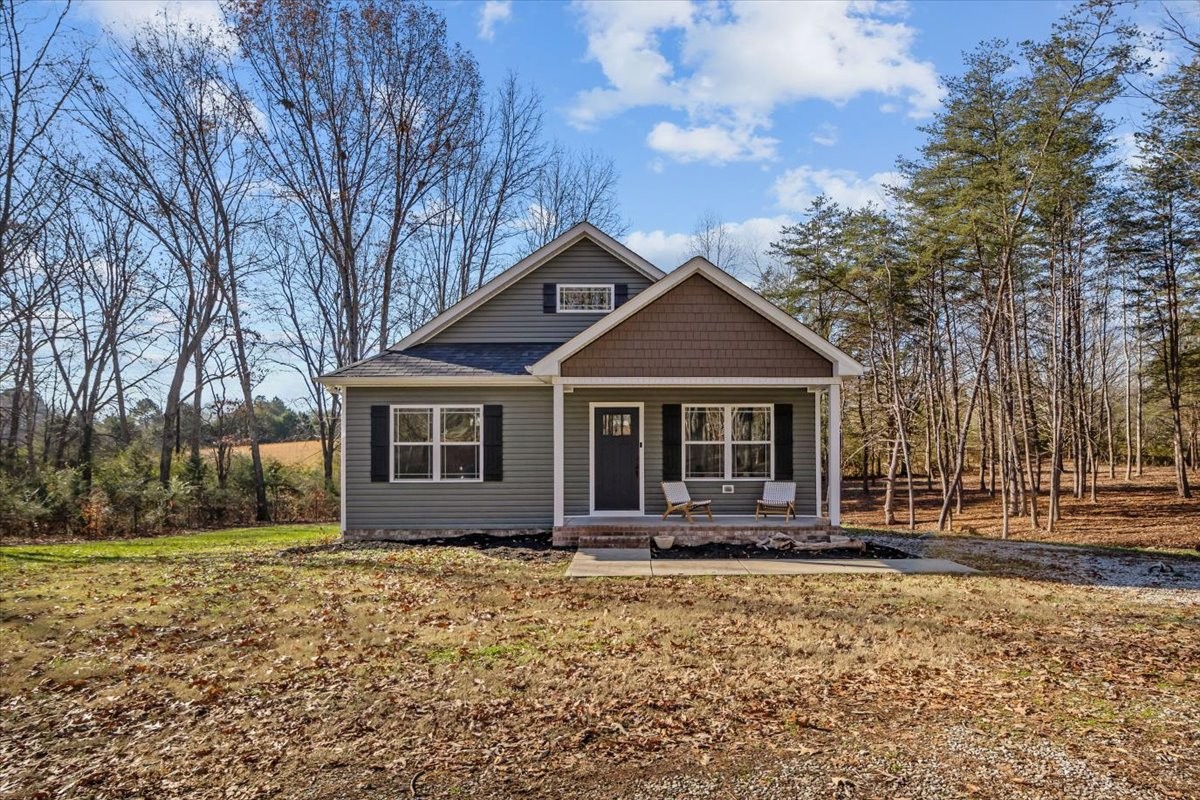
(577, 533), (652, 549)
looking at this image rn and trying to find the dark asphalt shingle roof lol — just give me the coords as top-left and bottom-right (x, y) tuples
(322, 343), (558, 379)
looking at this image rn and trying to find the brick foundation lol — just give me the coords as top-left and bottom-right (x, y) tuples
(554, 524), (841, 548)
(343, 527), (551, 543)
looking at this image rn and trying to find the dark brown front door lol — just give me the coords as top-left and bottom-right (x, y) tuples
(594, 406), (640, 512)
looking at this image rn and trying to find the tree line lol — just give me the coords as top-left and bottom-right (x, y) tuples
(1, 0), (623, 535)
(758, 2), (1199, 534)
(3, 0), (1195, 539)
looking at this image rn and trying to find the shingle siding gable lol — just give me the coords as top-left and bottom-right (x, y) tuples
(560, 274), (835, 378)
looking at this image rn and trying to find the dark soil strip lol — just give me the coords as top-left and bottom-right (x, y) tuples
(281, 533), (571, 563)
(652, 541), (916, 560)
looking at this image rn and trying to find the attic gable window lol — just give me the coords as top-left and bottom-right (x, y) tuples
(557, 284), (613, 313)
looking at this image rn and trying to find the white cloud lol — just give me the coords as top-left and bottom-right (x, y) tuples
(478, 1), (513, 42)
(624, 229), (693, 270)
(572, 0), (941, 164)
(772, 166), (902, 211)
(82, 0), (226, 39)
(812, 123), (838, 147)
(646, 120), (777, 163)
(626, 215), (794, 270)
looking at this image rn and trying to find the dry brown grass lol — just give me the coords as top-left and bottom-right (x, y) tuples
(216, 439), (331, 468)
(1, 527), (1197, 799)
(844, 465), (1200, 550)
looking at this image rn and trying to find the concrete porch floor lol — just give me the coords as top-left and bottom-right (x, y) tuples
(555, 514), (838, 547)
(564, 548), (978, 578)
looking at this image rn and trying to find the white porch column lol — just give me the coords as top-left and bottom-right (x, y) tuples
(339, 386), (348, 534)
(553, 381), (565, 527)
(827, 382), (841, 527)
(814, 389), (822, 519)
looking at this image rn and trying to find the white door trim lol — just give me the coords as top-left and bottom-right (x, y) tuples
(589, 401), (645, 516)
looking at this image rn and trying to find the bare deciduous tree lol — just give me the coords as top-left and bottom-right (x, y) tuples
(231, 0), (483, 360)
(523, 145), (625, 250)
(72, 18), (273, 518)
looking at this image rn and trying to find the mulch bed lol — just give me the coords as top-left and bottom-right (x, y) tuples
(652, 540), (916, 560)
(281, 533), (571, 563)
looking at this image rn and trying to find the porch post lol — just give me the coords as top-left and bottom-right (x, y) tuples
(339, 386), (347, 534)
(553, 381), (565, 527)
(828, 382), (841, 527)
(814, 389), (822, 519)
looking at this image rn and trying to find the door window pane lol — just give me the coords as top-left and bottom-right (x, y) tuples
(602, 412), (632, 436)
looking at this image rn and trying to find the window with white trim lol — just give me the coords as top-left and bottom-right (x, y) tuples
(392, 405), (481, 481)
(557, 284), (613, 313)
(683, 405), (772, 480)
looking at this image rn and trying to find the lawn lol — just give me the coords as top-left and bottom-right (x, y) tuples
(1, 526), (1197, 799)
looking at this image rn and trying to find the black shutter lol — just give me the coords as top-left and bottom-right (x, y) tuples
(614, 283), (629, 307)
(483, 405), (503, 481)
(542, 283), (557, 313)
(370, 405), (389, 482)
(774, 403), (793, 480)
(662, 404), (682, 481)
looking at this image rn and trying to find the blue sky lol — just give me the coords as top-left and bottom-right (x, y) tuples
(423, 0), (1193, 269)
(75, 0), (1190, 271)
(58, 0), (1195, 402)
(440, 0), (1067, 267)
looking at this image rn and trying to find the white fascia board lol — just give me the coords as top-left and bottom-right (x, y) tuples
(317, 375), (545, 389)
(529, 257), (865, 377)
(556, 377), (842, 386)
(389, 223), (665, 351)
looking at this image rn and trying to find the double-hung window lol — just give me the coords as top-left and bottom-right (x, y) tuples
(392, 405), (482, 481)
(557, 284), (613, 313)
(683, 405), (772, 480)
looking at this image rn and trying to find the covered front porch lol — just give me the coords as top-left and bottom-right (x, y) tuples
(548, 380), (846, 545)
(526, 257), (862, 547)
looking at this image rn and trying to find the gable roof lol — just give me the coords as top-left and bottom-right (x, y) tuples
(528, 257), (865, 378)
(390, 223), (665, 351)
(317, 343), (553, 386)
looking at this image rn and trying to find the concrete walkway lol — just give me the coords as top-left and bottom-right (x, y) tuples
(565, 548), (977, 578)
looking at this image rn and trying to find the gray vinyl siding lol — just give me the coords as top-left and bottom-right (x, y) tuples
(429, 239), (653, 343)
(343, 385), (817, 530)
(344, 386), (553, 529)
(564, 388), (817, 517)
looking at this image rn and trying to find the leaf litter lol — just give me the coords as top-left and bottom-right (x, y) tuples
(0, 534), (1196, 799)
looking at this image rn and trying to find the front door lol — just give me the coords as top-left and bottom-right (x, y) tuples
(593, 406), (641, 512)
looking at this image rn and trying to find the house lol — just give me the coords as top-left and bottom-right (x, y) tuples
(317, 223), (863, 545)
